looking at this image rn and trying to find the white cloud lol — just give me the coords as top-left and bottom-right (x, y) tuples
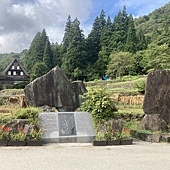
(115, 0), (170, 17)
(0, 32), (30, 52)
(0, 0), (93, 53)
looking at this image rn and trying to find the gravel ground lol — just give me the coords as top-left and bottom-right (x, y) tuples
(0, 140), (170, 170)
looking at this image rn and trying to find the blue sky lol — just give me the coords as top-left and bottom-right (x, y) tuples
(0, 0), (169, 53)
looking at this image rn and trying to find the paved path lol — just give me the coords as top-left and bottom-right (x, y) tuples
(0, 141), (170, 170)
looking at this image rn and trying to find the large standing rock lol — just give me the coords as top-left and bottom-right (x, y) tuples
(141, 70), (170, 131)
(24, 67), (87, 111)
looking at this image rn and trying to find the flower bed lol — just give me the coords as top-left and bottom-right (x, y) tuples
(0, 121), (44, 147)
(93, 125), (133, 146)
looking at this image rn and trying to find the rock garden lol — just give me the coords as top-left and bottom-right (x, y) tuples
(0, 69), (170, 146)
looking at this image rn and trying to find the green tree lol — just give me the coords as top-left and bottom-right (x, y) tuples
(51, 43), (62, 67)
(61, 15), (72, 55)
(30, 62), (48, 81)
(86, 10), (106, 64)
(107, 52), (135, 78)
(157, 26), (170, 47)
(86, 17), (102, 64)
(99, 9), (106, 30)
(24, 32), (43, 74)
(136, 28), (147, 50)
(141, 43), (170, 72)
(134, 50), (145, 75)
(97, 16), (113, 77)
(61, 18), (86, 80)
(40, 29), (48, 54)
(109, 6), (129, 52)
(85, 10), (107, 80)
(125, 14), (138, 53)
(24, 29), (51, 80)
(43, 39), (53, 71)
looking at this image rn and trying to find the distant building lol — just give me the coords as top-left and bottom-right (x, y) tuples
(0, 58), (30, 85)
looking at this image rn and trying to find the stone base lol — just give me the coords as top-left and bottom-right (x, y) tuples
(39, 112), (96, 143)
(43, 136), (95, 143)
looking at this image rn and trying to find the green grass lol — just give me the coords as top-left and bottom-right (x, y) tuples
(0, 113), (14, 124)
(123, 120), (140, 131)
(118, 109), (144, 115)
(114, 75), (146, 82)
(107, 88), (139, 95)
(0, 89), (24, 96)
(86, 75), (146, 96)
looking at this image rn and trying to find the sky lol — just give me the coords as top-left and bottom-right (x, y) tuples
(0, 0), (169, 53)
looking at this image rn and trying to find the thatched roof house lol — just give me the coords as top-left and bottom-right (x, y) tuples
(0, 58), (30, 85)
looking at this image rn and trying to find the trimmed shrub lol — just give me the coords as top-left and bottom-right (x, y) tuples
(12, 107), (41, 125)
(80, 87), (118, 123)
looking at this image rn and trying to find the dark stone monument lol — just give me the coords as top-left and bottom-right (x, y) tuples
(24, 67), (87, 111)
(39, 112), (96, 143)
(140, 70), (170, 131)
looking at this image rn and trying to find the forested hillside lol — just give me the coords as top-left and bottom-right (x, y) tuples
(0, 3), (169, 81)
(135, 2), (170, 45)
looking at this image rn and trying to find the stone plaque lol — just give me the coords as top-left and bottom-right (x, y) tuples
(39, 112), (59, 139)
(74, 112), (96, 143)
(58, 113), (77, 136)
(39, 112), (95, 143)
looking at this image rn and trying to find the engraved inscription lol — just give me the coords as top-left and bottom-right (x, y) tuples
(39, 113), (58, 137)
(58, 113), (77, 136)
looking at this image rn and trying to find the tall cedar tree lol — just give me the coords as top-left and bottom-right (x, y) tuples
(51, 43), (62, 67)
(61, 18), (86, 80)
(24, 29), (53, 80)
(43, 39), (53, 71)
(98, 16), (113, 76)
(86, 16), (101, 64)
(86, 10), (106, 65)
(24, 32), (42, 74)
(85, 10), (106, 79)
(61, 15), (72, 56)
(125, 14), (138, 53)
(109, 7), (129, 52)
(41, 29), (48, 54)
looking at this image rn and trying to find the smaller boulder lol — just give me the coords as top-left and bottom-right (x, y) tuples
(140, 114), (168, 131)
